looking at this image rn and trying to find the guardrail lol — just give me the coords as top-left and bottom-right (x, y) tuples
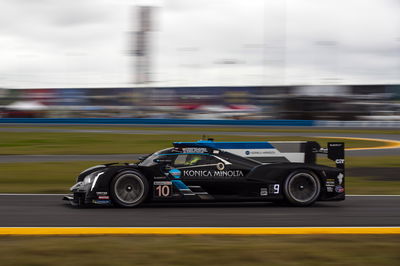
(0, 118), (399, 127)
(0, 118), (315, 126)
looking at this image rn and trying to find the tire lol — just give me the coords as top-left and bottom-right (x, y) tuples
(110, 170), (149, 207)
(283, 170), (321, 206)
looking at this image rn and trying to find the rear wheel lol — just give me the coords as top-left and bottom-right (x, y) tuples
(110, 170), (148, 207)
(283, 170), (320, 206)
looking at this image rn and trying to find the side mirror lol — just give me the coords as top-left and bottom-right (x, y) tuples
(153, 158), (172, 164)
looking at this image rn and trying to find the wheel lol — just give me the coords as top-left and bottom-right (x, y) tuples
(110, 170), (149, 207)
(283, 170), (320, 206)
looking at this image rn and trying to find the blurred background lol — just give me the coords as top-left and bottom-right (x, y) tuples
(0, 0), (399, 121)
(1, 2), (400, 264)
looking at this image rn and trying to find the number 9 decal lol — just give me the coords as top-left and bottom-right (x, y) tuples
(269, 184), (280, 194)
(273, 184), (280, 194)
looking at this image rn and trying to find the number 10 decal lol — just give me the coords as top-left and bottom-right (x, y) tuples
(155, 185), (171, 197)
(153, 181), (172, 198)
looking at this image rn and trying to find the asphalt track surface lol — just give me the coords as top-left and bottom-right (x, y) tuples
(0, 195), (399, 227)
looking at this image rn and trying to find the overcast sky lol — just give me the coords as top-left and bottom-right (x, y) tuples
(0, 0), (399, 88)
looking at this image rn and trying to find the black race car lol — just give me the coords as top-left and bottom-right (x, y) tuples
(64, 139), (345, 207)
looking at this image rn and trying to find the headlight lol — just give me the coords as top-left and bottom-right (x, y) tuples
(77, 165), (106, 183)
(82, 170), (104, 186)
(82, 175), (93, 185)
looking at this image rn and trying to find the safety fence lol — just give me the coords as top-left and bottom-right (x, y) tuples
(0, 118), (399, 127)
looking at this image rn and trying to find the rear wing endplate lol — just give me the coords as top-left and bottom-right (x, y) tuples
(311, 142), (345, 170)
(327, 142), (345, 170)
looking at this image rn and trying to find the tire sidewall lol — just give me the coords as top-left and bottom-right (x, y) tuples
(110, 170), (149, 207)
(283, 170), (321, 206)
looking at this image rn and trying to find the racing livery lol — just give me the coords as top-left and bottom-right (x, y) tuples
(64, 140), (345, 207)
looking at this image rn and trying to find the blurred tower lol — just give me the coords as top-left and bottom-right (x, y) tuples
(133, 6), (155, 85)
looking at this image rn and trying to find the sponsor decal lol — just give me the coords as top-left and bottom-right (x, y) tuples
(96, 192), (108, 195)
(327, 187), (334, 193)
(182, 147), (208, 153)
(92, 200), (111, 204)
(335, 159), (345, 164)
(335, 185), (345, 193)
(98, 196), (109, 200)
(326, 179), (335, 187)
(330, 143), (343, 147)
(154, 181), (172, 186)
(183, 170), (244, 178)
(260, 188), (268, 196)
(169, 168), (181, 179)
(337, 173), (344, 185)
(245, 150), (276, 155)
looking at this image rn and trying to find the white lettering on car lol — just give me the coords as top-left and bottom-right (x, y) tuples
(183, 170), (244, 178)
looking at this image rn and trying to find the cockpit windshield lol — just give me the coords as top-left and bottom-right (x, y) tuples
(137, 148), (173, 167)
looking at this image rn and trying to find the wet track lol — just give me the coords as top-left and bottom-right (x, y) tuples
(0, 195), (399, 227)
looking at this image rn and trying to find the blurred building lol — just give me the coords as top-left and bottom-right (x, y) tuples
(0, 84), (399, 120)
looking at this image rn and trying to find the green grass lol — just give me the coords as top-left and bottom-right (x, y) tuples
(0, 161), (109, 193)
(0, 235), (399, 266)
(1, 157), (399, 194)
(318, 156), (400, 168)
(0, 132), (387, 155)
(346, 177), (400, 194)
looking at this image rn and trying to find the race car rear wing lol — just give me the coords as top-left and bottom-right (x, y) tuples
(307, 142), (345, 170)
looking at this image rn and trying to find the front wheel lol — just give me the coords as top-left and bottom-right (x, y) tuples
(283, 170), (320, 206)
(110, 170), (149, 207)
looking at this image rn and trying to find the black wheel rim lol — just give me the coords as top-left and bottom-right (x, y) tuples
(114, 174), (144, 205)
(287, 173), (319, 203)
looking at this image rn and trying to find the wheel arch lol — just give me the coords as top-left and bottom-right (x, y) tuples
(109, 168), (150, 207)
(86, 166), (147, 196)
(283, 168), (322, 206)
(286, 167), (323, 184)
(246, 163), (324, 184)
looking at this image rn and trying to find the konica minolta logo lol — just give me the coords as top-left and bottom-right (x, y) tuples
(183, 170), (244, 178)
